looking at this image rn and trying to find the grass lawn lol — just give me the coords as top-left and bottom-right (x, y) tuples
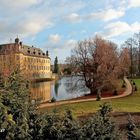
(41, 79), (140, 117)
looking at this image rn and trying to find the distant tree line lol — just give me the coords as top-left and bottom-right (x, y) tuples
(122, 32), (140, 78)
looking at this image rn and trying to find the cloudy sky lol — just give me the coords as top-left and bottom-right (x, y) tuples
(0, 0), (140, 63)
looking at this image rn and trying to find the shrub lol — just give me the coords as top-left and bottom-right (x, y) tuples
(51, 97), (56, 103)
(127, 114), (140, 140)
(0, 69), (42, 139)
(82, 103), (122, 139)
(122, 83), (126, 88)
(134, 85), (137, 91)
(122, 80), (126, 88)
(42, 109), (82, 139)
(113, 89), (118, 95)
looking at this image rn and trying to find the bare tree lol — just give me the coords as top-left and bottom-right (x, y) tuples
(68, 36), (125, 94)
(119, 47), (131, 77)
(123, 37), (138, 77)
(134, 32), (140, 77)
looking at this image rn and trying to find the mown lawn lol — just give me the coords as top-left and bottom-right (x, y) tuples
(41, 79), (140, 117)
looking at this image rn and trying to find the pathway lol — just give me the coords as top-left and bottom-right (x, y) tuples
(39, 77), (132, 108)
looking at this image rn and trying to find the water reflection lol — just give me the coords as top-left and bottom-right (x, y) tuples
(54, 81), (60, 96)
(30, 81), (52, 102)
(30, 76), (90, 102)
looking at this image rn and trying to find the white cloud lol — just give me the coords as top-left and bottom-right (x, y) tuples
(48, 34), (61, 44)
(64, 13), (81, 23)
(131, 22), (140, 32)
(62, 39), (77, 49)
(0, 13), (53, 40)
(0, 0), (41, 9)
(128, 0), (140, 8)
(45, 39), (77, 63)
(0, 0), (87, 41)
(17, 14), (53, 37)
(103, 21), (140, 38)
(86, 8), (125, 21)
(46, 38), (76, 51)
(104, 21), (130, 38)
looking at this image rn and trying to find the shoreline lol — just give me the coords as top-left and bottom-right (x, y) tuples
(39, 77), (132, 108)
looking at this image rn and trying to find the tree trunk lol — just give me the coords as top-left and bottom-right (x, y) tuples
(90, 88), (97, 94)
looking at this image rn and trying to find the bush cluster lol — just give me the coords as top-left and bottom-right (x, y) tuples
(0, 70), (139, 139)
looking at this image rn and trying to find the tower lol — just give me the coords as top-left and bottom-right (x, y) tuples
(15, 36), (19, 44)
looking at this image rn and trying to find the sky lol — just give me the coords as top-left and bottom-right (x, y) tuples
(0, 0), (140, 63)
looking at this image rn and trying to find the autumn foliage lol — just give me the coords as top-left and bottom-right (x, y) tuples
(67, 36), (130, 94)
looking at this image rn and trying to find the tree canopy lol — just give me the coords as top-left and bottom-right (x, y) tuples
(67, 36), (130, 94)
(53, 56), (59, 74)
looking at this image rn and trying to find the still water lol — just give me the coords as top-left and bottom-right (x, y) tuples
(30, 76), (90, 102)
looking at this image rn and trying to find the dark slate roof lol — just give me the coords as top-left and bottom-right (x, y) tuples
(20, 45), (49, 58)
(0, 43), (50, 59)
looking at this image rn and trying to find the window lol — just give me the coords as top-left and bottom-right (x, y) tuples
(16, 55), (20, 60)
(28, 65), (30, 70)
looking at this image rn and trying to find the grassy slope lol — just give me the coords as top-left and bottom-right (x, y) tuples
(43, 79), (140, 117)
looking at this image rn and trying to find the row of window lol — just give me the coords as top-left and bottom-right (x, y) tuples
(0, 55), (50, 63)
(0, 55), (15, 61)
(28, 65), (50, 71)
(25, 57), (49, 63)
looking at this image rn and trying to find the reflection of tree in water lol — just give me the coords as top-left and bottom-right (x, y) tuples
(64, 76), (88, 94)
(54, 81), (60, 96)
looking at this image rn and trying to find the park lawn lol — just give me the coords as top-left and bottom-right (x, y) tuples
(41, 79), (140, 117)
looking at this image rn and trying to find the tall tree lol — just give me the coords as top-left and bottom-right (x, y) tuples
(119, 47), (131, 77)
(68, 36), (126, 94)
(124, 37), (137, 78)
(53, 56), (59, 74)
(0, 69), (42, 139)
(134, 32), (140, 77)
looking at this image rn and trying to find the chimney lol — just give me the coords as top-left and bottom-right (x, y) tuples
(15, 37), (19, 44)
(46, 50), (49, 56)
(19, 41), (22, 46)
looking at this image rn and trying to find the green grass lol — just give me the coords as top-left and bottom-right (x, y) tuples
(40, 79), (140, 117)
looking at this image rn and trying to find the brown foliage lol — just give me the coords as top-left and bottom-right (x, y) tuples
(68, 36), (130, 94)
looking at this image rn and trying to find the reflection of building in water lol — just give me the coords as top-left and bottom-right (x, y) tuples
(30, 82), (51, 102)
(0, 37), (52, 80)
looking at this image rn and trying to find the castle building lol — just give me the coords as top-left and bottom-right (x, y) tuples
(0, 37), (52, 80)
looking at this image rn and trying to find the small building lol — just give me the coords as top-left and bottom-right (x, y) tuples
(0, 37), (52, 80)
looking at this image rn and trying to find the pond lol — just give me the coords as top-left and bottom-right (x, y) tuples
(30, 76), (90, 102)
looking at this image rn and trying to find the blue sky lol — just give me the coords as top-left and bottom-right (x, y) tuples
(0, 0), (140, 63)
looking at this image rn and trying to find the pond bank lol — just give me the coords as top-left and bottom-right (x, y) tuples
(39, 77), (132, 108)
